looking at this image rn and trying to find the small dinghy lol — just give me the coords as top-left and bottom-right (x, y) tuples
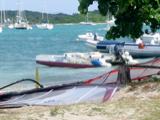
(36, 52), (114, 68)
(78, 32), (104, 41)
(97, 41), (160, 58)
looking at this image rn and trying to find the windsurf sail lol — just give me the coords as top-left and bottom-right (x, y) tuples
(0, 58), (160, 108)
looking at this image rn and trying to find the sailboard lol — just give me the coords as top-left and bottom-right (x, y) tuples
(0, 58), (160, 108)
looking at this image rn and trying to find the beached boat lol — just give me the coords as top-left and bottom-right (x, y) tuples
(36, 52), (114, 68)
(96, 40), (160, 58)
(78, 32), (104, 41)
(36, 51), (148, 68)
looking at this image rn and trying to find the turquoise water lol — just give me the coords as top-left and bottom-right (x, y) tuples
(0, 24), (116, 86)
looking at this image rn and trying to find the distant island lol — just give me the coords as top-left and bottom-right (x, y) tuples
(5, 10), (107, 24)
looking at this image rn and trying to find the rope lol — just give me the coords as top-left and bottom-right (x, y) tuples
(130, 58), (160, 80)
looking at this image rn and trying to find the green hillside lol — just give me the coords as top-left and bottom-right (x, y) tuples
(5, 10), (106, 24)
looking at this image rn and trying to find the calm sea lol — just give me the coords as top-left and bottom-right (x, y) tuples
(0, 24), (129, 87)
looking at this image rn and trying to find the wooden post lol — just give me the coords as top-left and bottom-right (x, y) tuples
(35, 67), (40, 88)
(118, 65), (131, 84)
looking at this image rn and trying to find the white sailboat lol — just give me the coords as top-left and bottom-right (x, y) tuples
(36, 15), (54, 30)
(105, 10), (115, 31)
(0, 27), (2, 33)
(14, 0), (32, 30)
(8, 23), (14, 29)
(0, 1), (3, 33)
(80, 13), (96, 25)
(36, 2), (54, 30)
(8, 18), (15, 29)
(0, 26), (2, 33)
(14, 11), (32, 30)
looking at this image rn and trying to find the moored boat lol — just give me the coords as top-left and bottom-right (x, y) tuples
(0, 26), (2, 33)
(79, 13), (96, 26)
(36, 23), (54, 30)
(13, 1), (32, 30)
(36, 52), (114, 68)
(96, 41), (160, 58)
(141, 32), (160, 45)
(78, 32), (104, 41)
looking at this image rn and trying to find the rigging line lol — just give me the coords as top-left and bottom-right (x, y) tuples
(0, 60), (35, 62)
(0, 79), (44, 90)
(101, 71), (113, 85)
(132, 58), (160, 80)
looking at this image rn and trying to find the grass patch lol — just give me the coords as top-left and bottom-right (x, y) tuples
(50, 107), (64, 116)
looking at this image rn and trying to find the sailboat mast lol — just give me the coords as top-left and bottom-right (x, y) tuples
(2, 0), (6, 23)
(86, 13), (88, 23)
(43, 0), (49, 23)
(3, 10), (6, 23)
(42, 12), (44, 20)
(0, 10), (2, 25)
(108, 10), (109, 21)
(17, 0), (23, 22)
(47, 13), (49, 23)
(42, 0), (44, 20)
(0, 0), (3, 25)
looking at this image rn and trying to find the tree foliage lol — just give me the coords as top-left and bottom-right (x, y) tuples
(78, 0), (160, 39)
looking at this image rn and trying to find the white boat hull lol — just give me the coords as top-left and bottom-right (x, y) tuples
(36, 23), (54, 30)
(0, 27), (2, 33)
(36, 52), (113, 68)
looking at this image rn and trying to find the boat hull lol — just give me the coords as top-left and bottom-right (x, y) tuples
(15, 27), (28, 29)
(97, 41), (160, 58)
(36, 60), (95, 68)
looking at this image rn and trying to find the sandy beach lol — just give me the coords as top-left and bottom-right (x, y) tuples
(0, 81), (160, 120)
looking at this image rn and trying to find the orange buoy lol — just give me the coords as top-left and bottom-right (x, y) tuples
(138, 42), (145, 49)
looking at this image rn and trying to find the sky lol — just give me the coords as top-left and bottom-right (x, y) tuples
(1, 0), (98, 14)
